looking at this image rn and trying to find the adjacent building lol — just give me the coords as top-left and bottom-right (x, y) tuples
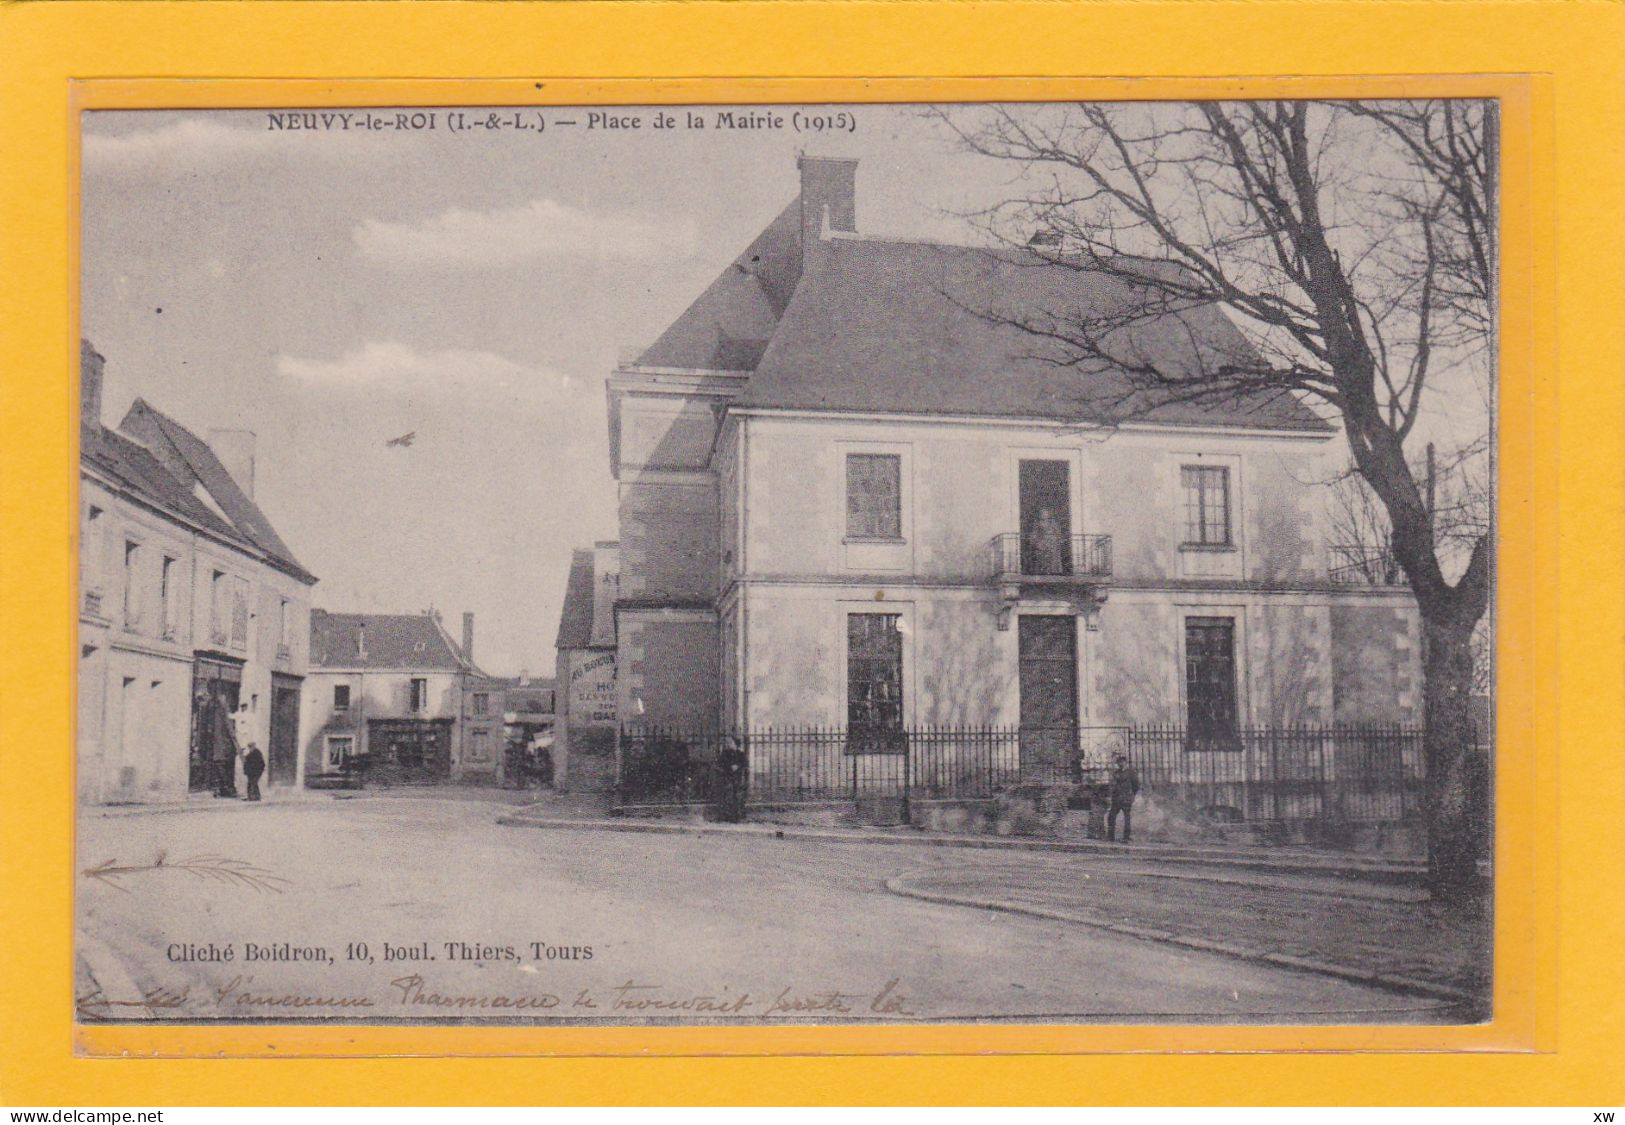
(300, 609), (497, 785)
(598, 156), (1422, 783)
(78, 340), (318, 804)
(552, 543), (619, 791)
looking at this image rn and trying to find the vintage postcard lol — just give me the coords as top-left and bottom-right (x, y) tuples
(69, 91), (1508, 1036)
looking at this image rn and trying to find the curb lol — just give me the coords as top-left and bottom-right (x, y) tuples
(494, 812), (1428, 885)
(86, 798), (299, 818)
(880, 875), (1474, 1006)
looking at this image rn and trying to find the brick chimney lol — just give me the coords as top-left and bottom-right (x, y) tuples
(798, 155), (857, 266)
(208, 429), (256, 499)
(81, 339), (104, 426)
(462, 611), (475, 664)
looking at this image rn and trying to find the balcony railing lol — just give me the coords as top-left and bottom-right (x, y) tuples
(990, 532), (1113, 582)
(1329, 545), (1407, 587)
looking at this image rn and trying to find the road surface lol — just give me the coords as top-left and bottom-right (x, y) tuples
(75, 796), (1454, 1025)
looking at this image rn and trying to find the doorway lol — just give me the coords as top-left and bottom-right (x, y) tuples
(269, 674), (301, 786)
(189, 655), (243, 792)
(1018, 615), (1079, 778)
(1018, 460), (1072, 575)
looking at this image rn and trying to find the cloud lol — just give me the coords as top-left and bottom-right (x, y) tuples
(277, 341), (582, 402)
(83, 116), (278, 170)
(352, 198), (697, 266)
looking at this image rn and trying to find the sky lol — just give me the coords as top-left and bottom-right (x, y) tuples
(80, 102), (1492, 676)
(80, 105), (1008, 677)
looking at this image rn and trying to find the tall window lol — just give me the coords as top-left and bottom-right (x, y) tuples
(210, 570), (228, 645)
(468, 729), (489, 762)
(845, 453), (901, 539)
(1181, 465), (1232, 546)
(229, 578), (249, 648)
(84, 506), (105, 596)
(472, 692), (489, 716)
(1185, 617), (1240, 749)
(159, 556), (178, 636)
(333, 684), (351, 712)
(410, 678), (428, 713)
(122, 541), (141, 627)
(279, 599), (291, 649)
(847, 613), (903, 750)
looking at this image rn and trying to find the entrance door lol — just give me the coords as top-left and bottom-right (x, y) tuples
(190, 657), (243, 792)
(1018, 615), (1079, 778)
(268, 676), (301, 786)
(1019, 460), (1073, 575)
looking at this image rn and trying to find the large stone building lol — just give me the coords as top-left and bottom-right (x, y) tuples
(598, 156), (1421, 779)
(300, 610), (501, 785)
(78, 340), (318, 804)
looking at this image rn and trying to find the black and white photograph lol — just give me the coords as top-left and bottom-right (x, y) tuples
(74, 98), (1495, 1027)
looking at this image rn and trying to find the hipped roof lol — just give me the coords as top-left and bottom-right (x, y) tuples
(740, 238), (1331, 431)
(309, 609), (475, 672)
(633, 171), (1331, 433)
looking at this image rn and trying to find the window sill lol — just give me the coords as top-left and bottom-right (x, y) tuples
(843, 536), (907, 545)
(1179, 543), (1237, 553)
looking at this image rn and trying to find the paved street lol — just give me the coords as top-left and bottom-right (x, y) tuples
(76, 796), (1459, 1025)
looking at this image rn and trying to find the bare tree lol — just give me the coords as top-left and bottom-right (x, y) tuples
(939, 100), (1495, 902)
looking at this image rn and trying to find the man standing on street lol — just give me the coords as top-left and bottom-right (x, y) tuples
(1107, 753), (1140, 843)
(241, 742), (265, 802)
(716, 735), (748, 823)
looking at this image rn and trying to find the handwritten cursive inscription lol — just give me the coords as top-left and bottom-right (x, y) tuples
(78, 973), (915, 1020)
(389, 973), (561, 1010)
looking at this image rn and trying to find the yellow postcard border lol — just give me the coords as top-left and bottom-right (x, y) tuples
(0, 0), (1610, 1106)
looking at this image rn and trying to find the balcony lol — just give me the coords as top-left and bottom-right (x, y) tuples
(990, 532), (1113, 583)
(989, 532), (1112, 628)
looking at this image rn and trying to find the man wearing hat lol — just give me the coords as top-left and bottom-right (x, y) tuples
(1107, 753), (1140, 843)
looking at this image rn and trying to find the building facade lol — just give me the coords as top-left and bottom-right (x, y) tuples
(78, 340), (318, 805)
(495, 676), (557, 783)
(552, 543), (619, 791)
(300, 609), (497, 785)
(601, 157), (1421, 781)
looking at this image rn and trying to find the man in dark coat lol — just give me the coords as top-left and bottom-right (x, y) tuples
(241, 742), (266, 802)
(207, 695), (239, 798)
(1107, 753), (1140, 842)
(716, 736), (748, 823)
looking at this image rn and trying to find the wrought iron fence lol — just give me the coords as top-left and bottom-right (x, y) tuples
(1123, 723), (1424, 822)
(619, 722), (1426, 822)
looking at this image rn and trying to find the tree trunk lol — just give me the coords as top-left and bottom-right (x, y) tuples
(1421, 616), (1484, 903)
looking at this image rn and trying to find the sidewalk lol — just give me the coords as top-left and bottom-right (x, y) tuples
(83, 782), (544, 818)
(884, 861), (1490, 1005)
(83, 788), (329, 818)
(496, 801), (1431, 886)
